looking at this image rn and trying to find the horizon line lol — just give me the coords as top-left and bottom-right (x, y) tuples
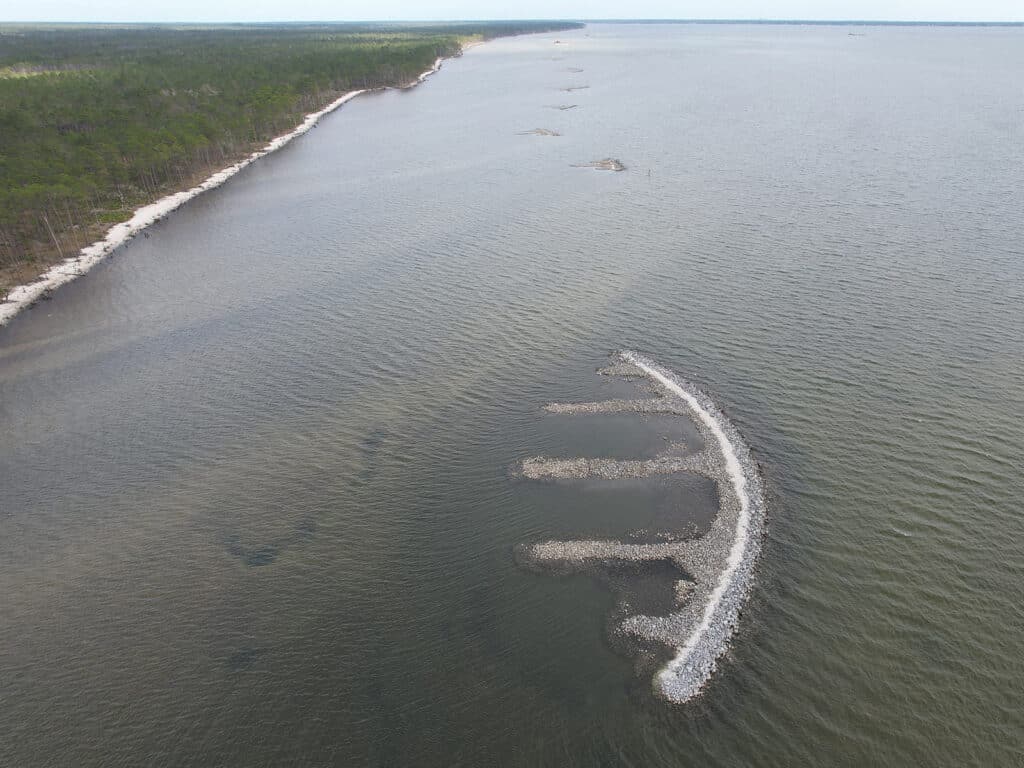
(3, 18), (1024, 26)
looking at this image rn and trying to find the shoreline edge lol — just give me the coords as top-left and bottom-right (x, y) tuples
(0, 48), (467, 328)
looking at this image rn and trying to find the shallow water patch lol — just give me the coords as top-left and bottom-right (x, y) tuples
(517, 475), (718, 543)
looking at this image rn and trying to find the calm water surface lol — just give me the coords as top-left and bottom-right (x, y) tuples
(2, 23), (1023, 766)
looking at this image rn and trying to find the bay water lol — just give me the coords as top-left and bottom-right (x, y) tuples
(2, 23), (1023, 765)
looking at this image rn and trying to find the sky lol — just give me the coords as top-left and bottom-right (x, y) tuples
(3, 0), (1022, 24)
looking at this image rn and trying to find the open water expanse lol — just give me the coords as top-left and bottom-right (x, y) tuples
(2, 23), (1024, 766)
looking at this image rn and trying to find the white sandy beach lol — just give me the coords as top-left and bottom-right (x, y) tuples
(0, 55), (452, 327)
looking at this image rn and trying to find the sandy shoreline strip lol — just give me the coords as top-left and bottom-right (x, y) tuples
(0, 54), (455, 327)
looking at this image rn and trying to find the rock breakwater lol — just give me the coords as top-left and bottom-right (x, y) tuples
(516, 352), (766, 703)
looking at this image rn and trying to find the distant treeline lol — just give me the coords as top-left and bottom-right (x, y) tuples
(0, 22), (581, 287)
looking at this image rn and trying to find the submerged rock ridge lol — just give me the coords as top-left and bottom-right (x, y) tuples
(516, 351), (767, 703)
(517, 128), (562, 136)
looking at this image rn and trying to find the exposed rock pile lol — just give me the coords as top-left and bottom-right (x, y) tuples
(571, 158), (626, 172)
(515, 352), (766, 703)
